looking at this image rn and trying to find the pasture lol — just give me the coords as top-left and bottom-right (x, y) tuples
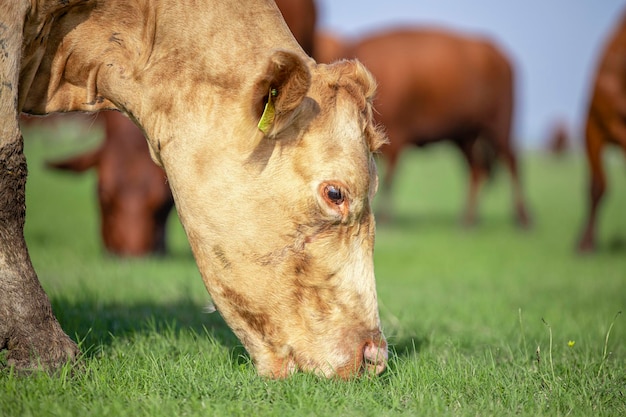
(1, 120), (625, 416)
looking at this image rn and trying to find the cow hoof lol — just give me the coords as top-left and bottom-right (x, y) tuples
(4, 329), (80, 372)
(460, 214), (478, 228)
(577, 240), (596, 254)
(516, 215), (532, 230)
(515, 207), (532, 229)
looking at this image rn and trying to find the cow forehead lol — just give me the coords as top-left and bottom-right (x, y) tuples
(322, 98), (370, 172)
(302, 79), (375, 181)
(308, 61), (386, 151)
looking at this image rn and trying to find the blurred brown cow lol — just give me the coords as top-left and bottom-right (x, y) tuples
(345, 28), (530, 226)
(276, 0), (317, 56)
(48, 111), (174, 256)
(314, 31), (347, 64)
(546, 120), (570, 155)
(578, 11), (626, 252)
(45, 0), (318, 256)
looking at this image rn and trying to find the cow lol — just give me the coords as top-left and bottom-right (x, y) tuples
(40, 0), (318, 257)
(0, 0), (388, 379)
(314, 31), (348, 65)
(546, 120), (569, 155)
(275, 0), (317, 57)
(341, 28), (530, 226)
(47, 111), (174, 256)
(578, 11), (626, 252)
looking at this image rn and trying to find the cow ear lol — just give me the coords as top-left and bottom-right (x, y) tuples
(253, 50), (312, 137)
(46, 147), (103, 172)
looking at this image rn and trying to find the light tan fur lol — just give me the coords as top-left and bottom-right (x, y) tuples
(1, 0), (387, 377)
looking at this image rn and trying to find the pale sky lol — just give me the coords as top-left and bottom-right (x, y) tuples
(317, 0), (625, 148)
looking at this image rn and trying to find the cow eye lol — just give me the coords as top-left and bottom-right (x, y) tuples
(324, 184), (344, 205)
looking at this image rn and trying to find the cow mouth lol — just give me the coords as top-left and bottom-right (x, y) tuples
(293, 337), (389, 379)
(265, 336), (388, 379)
(361, 339), (388, 375)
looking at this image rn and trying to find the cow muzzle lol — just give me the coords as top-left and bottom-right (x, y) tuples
(263, 332), (388, 379)
(331, 332), (388, 379)
(362, 338), (388, 375)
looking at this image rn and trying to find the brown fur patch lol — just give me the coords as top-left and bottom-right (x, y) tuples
(239, 309), (271, 339)
(292, 251), (311, 276)
(220, 286), (272, 338)
(212, 245), (232, 270)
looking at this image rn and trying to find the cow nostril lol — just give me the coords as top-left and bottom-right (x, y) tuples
(362, 340), (388, 375)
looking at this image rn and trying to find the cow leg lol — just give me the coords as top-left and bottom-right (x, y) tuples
(456, 138), (486, 226)
(378, 131), (403, 222)
(0, 139), (80, 370)
(495, 139), (531, 228)
(0, 7), (79, 370)
(578, 118), (608, 252)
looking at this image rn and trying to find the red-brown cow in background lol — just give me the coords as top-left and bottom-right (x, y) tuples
(44, 0), (319, 257)
(48, 111), (174, 256)
(314, 31), (347, 64)
(578, 11), (626, 252)
(276, 0), (317, 57)
(546, 120), (570, 155)
(342, 28), (530, 226)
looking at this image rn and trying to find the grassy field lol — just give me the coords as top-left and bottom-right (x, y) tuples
(1, 121), (625, 416)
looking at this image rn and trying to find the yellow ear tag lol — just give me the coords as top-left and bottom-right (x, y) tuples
(258, 88), (277, 134)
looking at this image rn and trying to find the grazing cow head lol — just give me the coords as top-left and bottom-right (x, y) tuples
(196, 52), (389, 378)
(47, 111), (174, 257)
(19, 0), (387, 378)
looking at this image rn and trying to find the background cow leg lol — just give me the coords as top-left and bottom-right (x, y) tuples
(495, 139), (531, 228)
(457, 138), (485, 227)
(378, 129), (404, 223)
(578, 118), (607, 252)
(0, 6), (79, 370)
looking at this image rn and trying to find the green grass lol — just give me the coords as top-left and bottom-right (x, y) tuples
(1, 121), (625, 416)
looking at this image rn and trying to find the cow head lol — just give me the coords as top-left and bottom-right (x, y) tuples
(20, 0), (387, 378)
(167, 52), (389, 378)
(47, 111), (174, 257)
